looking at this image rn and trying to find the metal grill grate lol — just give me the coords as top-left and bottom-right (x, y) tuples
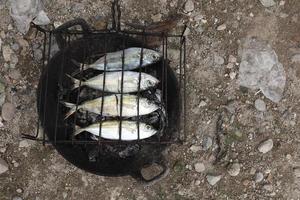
(22, 3), (187, 147)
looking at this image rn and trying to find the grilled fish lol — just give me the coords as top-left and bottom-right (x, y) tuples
(74, 120), (157, 141)
(62, 94), (159, 119)
(72, 47), (161, 71)
(68, 71), (159, 93)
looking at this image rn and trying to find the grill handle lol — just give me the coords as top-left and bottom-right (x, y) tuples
(133, 161), (170, 186)
(53, 18), (92, 50)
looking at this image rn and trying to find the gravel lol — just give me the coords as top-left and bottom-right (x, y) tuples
(258, 139), (273, 153)
(227, 163), (240, 176)
(1, 102), (16, 121)
(254, 99), (267, 112)
(0, 157), (9, 174)
(194, 162), (205, 173)
(206, 175), (222, 186)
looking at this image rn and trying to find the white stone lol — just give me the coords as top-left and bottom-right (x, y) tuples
(206, 175), (221, 186)
(258, 139), (273, 153)
(228, 55), (237, 63)
(151, 13), (162, 22)
(228, 163), (240, 176)
(194, 162), (205, 173)
(32, 10), (50, 25)
(199, 100), (207, 107)
(255, 172), (264, 182)
(229, 72), (236, 80)
(255, 99), (266, 111)
(0, 158), (9, 174)
(217, 24), (226, 31)
(184, 0), (194, 13)
(260, 0), (276, 7)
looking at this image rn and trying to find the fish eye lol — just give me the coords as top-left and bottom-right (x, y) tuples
(146, 125), (151, 129)
(147, 80), (154, 86)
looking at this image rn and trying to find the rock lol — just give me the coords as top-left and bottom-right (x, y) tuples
(206, 175), (222, 186)
(228, 163), (240, 176)
(190, 145), (201, 153)
(214, 54), (225, 65)
(263, 184), (273, 191)
(238, 38), (286, 102)
(62, 192), (68, 199)
(294, 167), (300, 178)
(184, 0), (194, 13)
(250, 167), (256, 175)
(9, 0), (50, 34)
(32, 10), (50, 25)
(199, 100), (207, 107)
(16, 188), (22, 193)
(9, 69), (21, 80)
(255, 172), (264, 182)
(0, 158), (9, 174)
(194, 162), (205, 173)
(258, 139), (273, 153)
(19, 140), (30, 148)
(254, 99), (266, 112)
(260, 0), (276, 7)
(2, 45), (13, 62)
(202, 135), (213, 150)
(291, 54), (300, 63)
(1, 102), (16, 121)
(94, 16), (108, 30)
(217, 24), (226, 31)
(194, 180), (201, 185)
(10, 54), (19, 68)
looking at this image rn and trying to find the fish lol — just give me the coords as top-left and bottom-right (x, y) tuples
(72, 47), (162, 71)
(74, 120), (157, 141)
(62, 94), (159, 119)
(67, 71), (159, 93)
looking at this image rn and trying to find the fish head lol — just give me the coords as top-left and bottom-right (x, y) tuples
(143, 49), (161, 64)
(140, 123), (157, 138)
(140, 73), (159, 89)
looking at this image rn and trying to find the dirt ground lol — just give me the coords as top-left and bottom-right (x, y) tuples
(0, 0), (300, 199)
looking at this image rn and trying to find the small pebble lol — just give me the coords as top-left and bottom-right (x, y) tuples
(194, 162), (205, 173)
(260, 0), (276, 7)
(0, 157), (9, 174)
(16, 188), (22, 193)
(217, 24), (226, 31)
(151, 13), (162, 22)
(294, 167), (300, 178)
(214, 54), (225, 65)
(250, 167), (256, 175)
(263, 184), (273, 191)
(2, 45), (13, 62)
(228, 55), (237, 63)
(258, 139), (273, 153)
(255, 99), (266, 112)
(206, 175), (222, 186)
(190, 145), (201, 153)
(255, 172), (264, 182)
(195, 180), (201, 185)
(229, 72), (236, 79)
(202, 135), (213, 150)
(184, 0), (194, 13)
(291, 54), (300, 63)
(228, 163), (240, 176)
(1, 102), (16, 121)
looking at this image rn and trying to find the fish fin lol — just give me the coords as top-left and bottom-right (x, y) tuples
(66, 74), (82, 90)
(60, 101), (77, 119)
(74, 125), (83, 136)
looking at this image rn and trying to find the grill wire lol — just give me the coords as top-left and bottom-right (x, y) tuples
(22, 3), (187, 147)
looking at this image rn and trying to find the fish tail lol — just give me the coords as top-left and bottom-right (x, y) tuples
(74, 125), (84, 136)
(66, 74), (82, 90)
(60, 101), (77, 119)
(71, 59), (88, 70)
